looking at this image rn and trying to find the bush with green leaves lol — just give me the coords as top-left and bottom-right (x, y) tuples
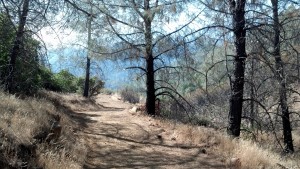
(53, 70), (78, 93)
(0, 14), (14, 79)
(38, 69), (104, 95)
(0, 12), (104, 95)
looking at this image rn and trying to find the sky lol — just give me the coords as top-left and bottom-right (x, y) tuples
(37, 21), (135, 90)
(38, 2), (204, 90)
(45, 47), (134, 90)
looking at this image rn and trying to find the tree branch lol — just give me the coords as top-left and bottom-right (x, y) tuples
(64, 0), (95, 17)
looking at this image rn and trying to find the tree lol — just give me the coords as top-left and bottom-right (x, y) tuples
(90, 0), (200, 116)
(4, 0), (30, 93)
(83, 2), (93, 97)
(64, 0), (105, 97)
(271, 0), (294, 153)
(0, 18), (51, 94)
(0, 13), (14, 80)
(244, 0), (298, 152)
(143, 0), (156, 116)
(227, 0), (247, 137)
(0, 0), (63, 93)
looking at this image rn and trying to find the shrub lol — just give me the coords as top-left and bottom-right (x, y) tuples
(89, 78), (104, 97)
(53, 70), (78, 93)
(120, 87), (139, 104)
(38, 67), (60, 91)
(76, 76), (104, 97)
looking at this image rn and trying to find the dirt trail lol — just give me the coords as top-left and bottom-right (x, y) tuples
(75, 94), (226, 169)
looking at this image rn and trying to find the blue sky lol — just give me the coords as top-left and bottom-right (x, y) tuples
(48, 48), (138, 90)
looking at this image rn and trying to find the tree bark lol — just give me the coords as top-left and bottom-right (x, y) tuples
(227, 0), (247, 137)
(6, 0), (30, 93)
(249, 57), (255, 128)
(83, 57), (91, 97)
(271, 0), (294, 153)
(144, 0), (156, 116)
(83, 13), (92, 97)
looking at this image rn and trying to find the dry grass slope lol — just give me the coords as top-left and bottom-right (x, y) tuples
(0, 91), (87, 169)
(154, 118), (300, 169)
(2, 90), (299, 169)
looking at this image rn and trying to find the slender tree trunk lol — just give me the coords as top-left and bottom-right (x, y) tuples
(83, 57), (91, 97)
(250, 57), (255, 128)
(227, 0), (247, 137)
(144, 0), (156, 116)
(297, 52), (300, 83)
(83, 12), (92, 97)
(271, 0), (294, 153)
(6, 0), (30, 93)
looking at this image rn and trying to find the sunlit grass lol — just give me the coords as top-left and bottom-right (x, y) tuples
(154, 117), (300, 169)
(0, 91), (86, 168)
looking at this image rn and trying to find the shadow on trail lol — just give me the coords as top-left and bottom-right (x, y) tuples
(82, 122), (225, 169)
(62, 105), (125, 129)
(84, 122), (205, 150)
(101, 106), (125, 111)
(43, 92), (226, 169)
(38, 92), (101, 128)
(41, 92), (124, 129)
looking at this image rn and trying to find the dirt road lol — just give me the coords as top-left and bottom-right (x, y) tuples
(76, 94), (226, 169)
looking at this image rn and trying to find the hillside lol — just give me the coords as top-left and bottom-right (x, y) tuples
(0, 91), (86, 169)
(1, 91), (299, 169)
(59, 93), (299, 169)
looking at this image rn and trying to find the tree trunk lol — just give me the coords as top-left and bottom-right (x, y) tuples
(227, 0), (247, 137)
(83, 11), (92, 97)
(83, 57), (91, 97)
(271, 0), (294, 153)
(297, 52), (300, 83)
(6, 0), (30, 93)
(249, 57), (255, 128)
(144, 0), (156, 116)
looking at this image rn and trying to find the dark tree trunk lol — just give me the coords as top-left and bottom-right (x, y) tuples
(249, 57), (255, 128)
(271, 0), (294, 153)
(83, 57), (91, 97)
(83, 14), (92, 97)
(6, 0), (30, 93)
(146, 55), (156, 116)
(227, 0), (247, 137)
(144, 0), (156, 116)
(297, 52), (300, 83)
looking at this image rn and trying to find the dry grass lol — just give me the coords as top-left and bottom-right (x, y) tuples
(0, 91), (87, 168)
(2, 89), (299, 168)
(40, 90), (103, 111)
(154, 118), (300, 169)
(36, 140), (87, 169)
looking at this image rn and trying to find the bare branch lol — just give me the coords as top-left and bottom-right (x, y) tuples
(126, 66), (146, 72)
(64, 0), (94, 17)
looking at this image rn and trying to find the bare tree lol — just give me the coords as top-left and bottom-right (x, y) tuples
(227, 0), (247, 137)
(271, 0), (294, 153)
